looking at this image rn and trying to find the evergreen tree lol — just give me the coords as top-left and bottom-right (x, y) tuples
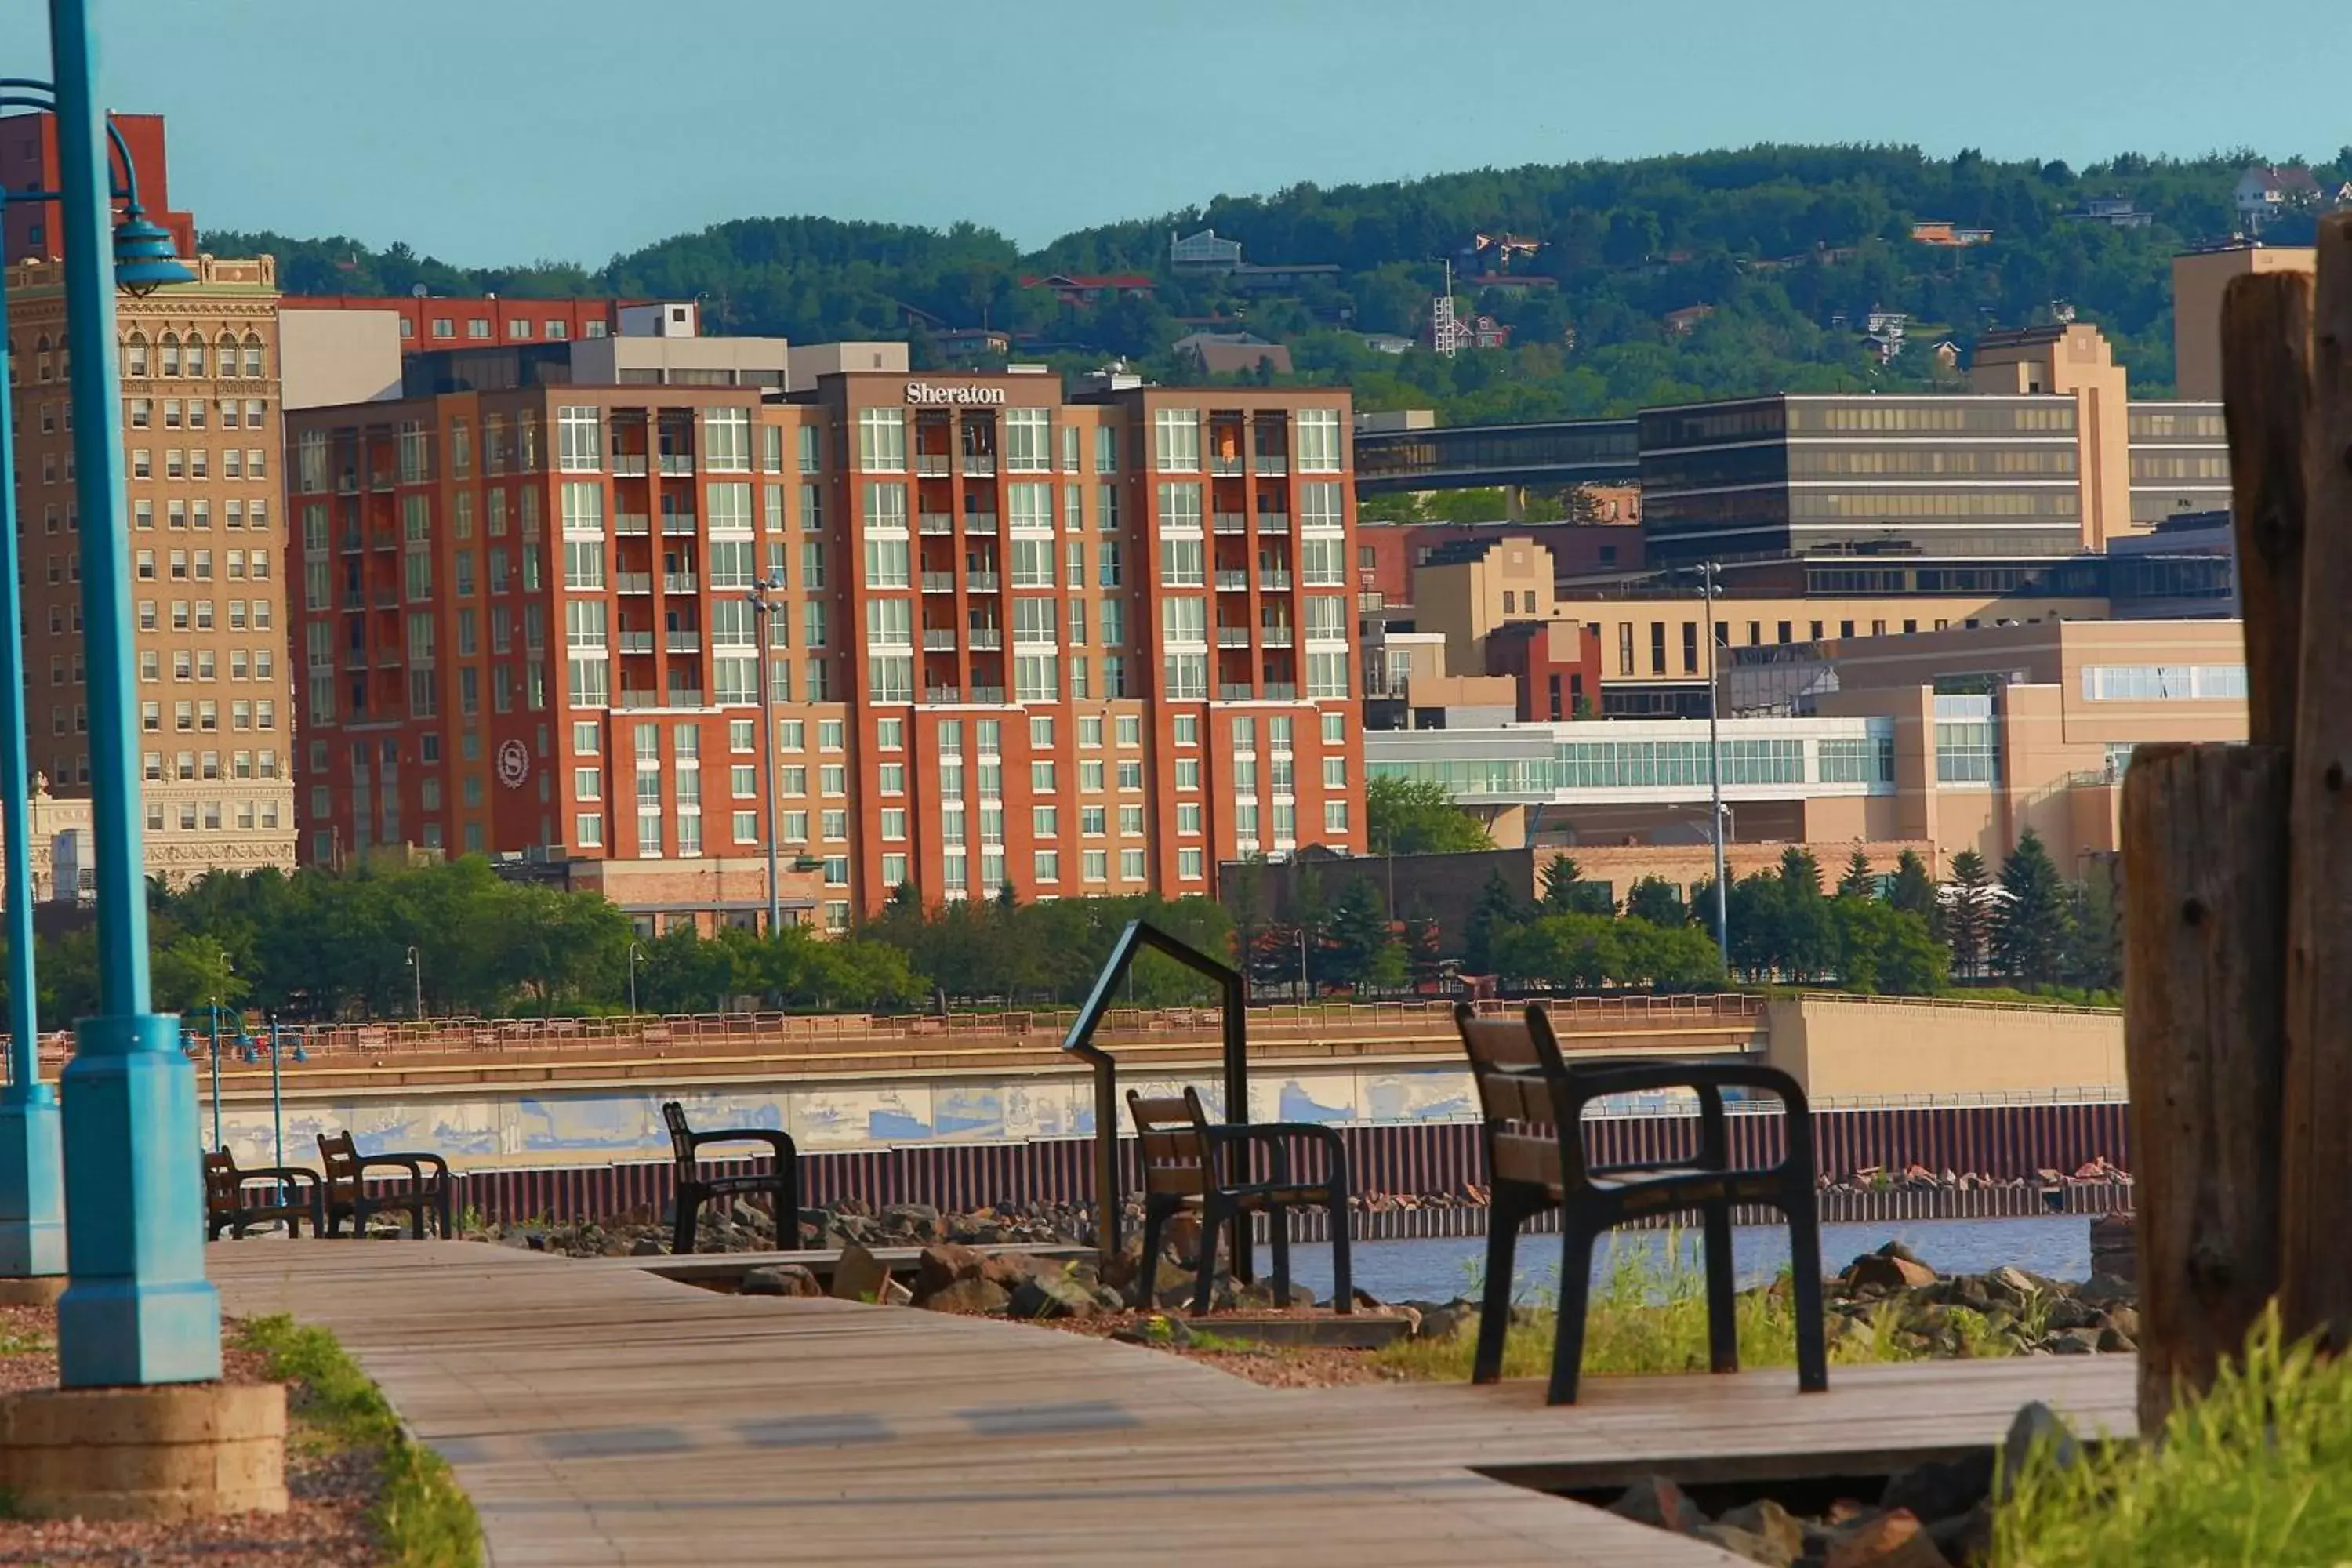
(1623, 875), (1689, 927)
(1323, 877), (1392, 991)
(1887, 849), (1938, 924)
(1835, 848), (1876, 900)
(1462, 869), (1530, 974)
(1944, 850), (1993, 980)
(1539, 854), (1616, 916)
(1777, 847), (1837, 982)
(2060, 861), (2122, 993)
(1991, 828), (2073, 985)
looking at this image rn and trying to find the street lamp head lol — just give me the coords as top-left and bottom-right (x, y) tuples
(110, 212), (196, 297)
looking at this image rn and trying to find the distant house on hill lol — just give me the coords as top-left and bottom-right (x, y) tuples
(1910, 220), (1994, 247)
(1173, 332), (1292, 376)
(932, 326), (1011, 359)
(1662, 303), (1715, 336)
(1170, 228), (1246, 270)
(2064, 196), (2153, 229)
(1018, 273), (1154, 307)
(2235, 163), (2322, 227)
(1229, 260), (1343, 292)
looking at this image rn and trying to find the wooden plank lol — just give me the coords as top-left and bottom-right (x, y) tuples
(2223, 268), (2314, 746)
(2284, 212), (2352, 1350)
(2121, 743), (2289, 1428)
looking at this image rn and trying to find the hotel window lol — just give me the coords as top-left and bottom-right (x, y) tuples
(1295, 408), (1343, 473)
(703, 408), (751, 472)
(856, 408), (906, 472)
(1004, 408), (1052, 473)
(556, 406), (602, 472)
(1152, 408), (1200, 472)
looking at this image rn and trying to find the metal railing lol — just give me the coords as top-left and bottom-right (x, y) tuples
(1060, 919), (1248, 1266)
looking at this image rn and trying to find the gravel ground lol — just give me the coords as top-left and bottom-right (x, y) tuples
(0, 1308), (384, 1568)
(1043, 1309), (1411, 1388)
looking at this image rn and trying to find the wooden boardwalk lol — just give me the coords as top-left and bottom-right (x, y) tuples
(209, 1243), (2136, 1567)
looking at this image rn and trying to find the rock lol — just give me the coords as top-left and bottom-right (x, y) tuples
(980, 1250), (1057, 1290)
(883, 1203), (944, 1241)
(1605, 1475), (1704, 1534)
(1928, 1501), (1992, 1567)
(2042, 1295), (2103, 1331)
(2103, 1305), (2140, 1341)
(1091, 1286), (1127, 1312)
(2075, 1273), (2136, 1309)
(1878, 1240), (1927, 1265)
(1693, 1523), (1792, 1566)
(739, 1263), (822, 1298)
(920, 1277), (1011, 1315)
(913, 1243), (987, 1301)
(1998, 1402), (2082, 1498)
(829, 1241), (892, 1304)
(2096, 1326), (2136, 1354)
(1416, 1306), (1466, 1341)
(1846, 1251), (1938, 1291)
(1985, 1266), (2039, 1306)
(2049, 1327), (2101, 1355)
(630, 1237), (664, 1257)
(1350, 1287), (1387, 1312)
(1284, 1283), (1317, 1309)
(1820, 1509), (1951, 1568)
(1718, 1499), (1805, 1561)
(1007, 1272), (1100, 1320)
(1879, 1451), (1993, 1524)
(2089, 1213), (2136, 1284)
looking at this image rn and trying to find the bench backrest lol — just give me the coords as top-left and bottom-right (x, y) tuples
(1452, 1001), (1575, 1195)
(1126, 1087), (1214, 1200)
(317, 1131), (362, 1204)
(660, 1101), (695, 1171)
(201, 1149), (240, 1215)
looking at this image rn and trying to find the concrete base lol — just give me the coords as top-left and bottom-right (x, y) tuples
(0, 1275), (67, 1308)
(0, 1381), (286, 1521)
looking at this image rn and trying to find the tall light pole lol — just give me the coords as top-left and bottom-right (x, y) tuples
(41, 8), (222, 1387)
(746, 572), (784, 935)
(0, 78), (183, 1298)
(405, 946), (423, 1021)
(628, 942), (645, 1016)
(1700, 561), (1730, 971)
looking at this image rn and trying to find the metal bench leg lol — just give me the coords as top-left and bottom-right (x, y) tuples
(1786, 1188), (1829, 1392)
(1473, 1192), (1524, 1384)
(1702, 1200), (1739, 1374)
(1135, 1199), (1171, 1310)
(1192, 1198), (1224, 1316)
(1327, 1190), (1353, 1315)
(1269, 1205), (1291, 1306)
(1547, 1218), (1599, 1406)
(673, 1190), (700, 1257)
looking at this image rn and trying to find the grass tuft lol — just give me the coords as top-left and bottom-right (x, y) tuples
(1994, 1305), (2352, 1566)
(1370, 1235), (1916, 1381)
(238, 1315), (482, 1568)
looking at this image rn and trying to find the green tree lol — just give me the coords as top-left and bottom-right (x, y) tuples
(152, 933), (248, 1016)
(1887, 849), (1938, 923)
(1539, 854), (1615, 916)
(2061, 862), (2122, 993)
(1623, 875), (1688, 927)
(1366, 775), (1494, 855)
(1462, 869), (1529, 974)
(1831, 898), (1948, 996)
(1944, 850), (1994, 980)
(1490, 913), (1621, 993)
(1992, 828), (2073, 985)
(1322, 877), (1393, 991)
(1776, 847), (1837, 982)
(1834, 848), (1876, 900)
(1613, 917), (1725, 992)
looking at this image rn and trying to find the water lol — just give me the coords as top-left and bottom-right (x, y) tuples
(1265, 1214), (2094, 1305)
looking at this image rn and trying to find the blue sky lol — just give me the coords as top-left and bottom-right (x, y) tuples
(16, 0), (2352, 264)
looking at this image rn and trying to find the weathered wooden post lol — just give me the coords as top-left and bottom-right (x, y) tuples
(2120, 262), (2310, 1428)
(2281, 214), (2352, 1346)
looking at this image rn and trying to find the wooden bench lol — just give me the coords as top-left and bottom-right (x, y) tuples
(202, 1150), (325, 1240)
(316, 1130), (455, 1240)
(1454, 1000), (1827, 1404)
(1127, 1086), (1352, 1316)
(662, 1101), (800, 1256)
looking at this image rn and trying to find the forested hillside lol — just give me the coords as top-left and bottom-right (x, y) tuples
(208, 143), (2352, 423)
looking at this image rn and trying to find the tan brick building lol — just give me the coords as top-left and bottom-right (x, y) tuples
(5, 253), (295, 884)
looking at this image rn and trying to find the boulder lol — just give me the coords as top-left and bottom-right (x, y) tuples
(1820, 1509), (1951, 1568)
(1879, 1451), (1993, 1525)
(2075, 1273), (2136, 1309)
(980, 1250), (1058, 1290)
(630, 1237), (665, 1258)
(2049, 1327), (2102, 1355)
(1717, 1500), (1805, 1561)
(1998, 1402), (2082, 1498)
(740, 1263), (823, 1298)
(920, 1277), (1011, 1315)
(1985, 1266), (2040, 1307)
(1846, 1248), (1938, 1291)
(1605, 1475), (1705, 1534)
(1692, 1523), (1792, 1566)
(2042, 1295), (2103, 1331)
(1007, 1272), (1100, 1320)
(1415, 1306), (1466, 1341)
(883, 1203), (945, 1241)
(913, 1243), (987, 1301)
(829, 1241), (892, 1304)
(1928, 1501), (1991, 1566)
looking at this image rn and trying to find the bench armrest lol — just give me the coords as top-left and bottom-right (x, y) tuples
(1203, 1120), (1348, 1187)
(358, 1152), (451, 1185)
(238, 1166), (321, 1191)
(1557, 1061), (1808, 1115)
(682, 1129), (796, 1164)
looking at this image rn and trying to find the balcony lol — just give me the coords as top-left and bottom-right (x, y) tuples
(616, 687), (706, 709)
(616, 572), (653, 594)
(1261, 569), (1293, 590)
(369, 471), (394, 492)
(666, 631), (702, 654)
(923, 630), (960, 651)
(659, 453), (695, 476)
(371, 530), (397, 551)
(920, 572), (957, 593)
(962, 455), (996, 477)
(1256, 511), (1290, 534)
(963, 512), (999, 535)
(618, 631), (655, 654)
(339, 532), (362, 554)
(1212, 512), (1247, 535)
(612, 454), (649, 477)
(1214, 570), (1250, 591)
(1251, 455), (1288, 476)
(966, 570), (1000, 592)
(967, 627), (1003, 651)
(924, 685), (962, 705)
(968, 684), (1006, 704)
(1259, 625), (1295, 648)
(661, 512), (697, 535)
(1217, 626), (1252, 648)
(1263, 681), (1298, 700)
(1219, 683), (1257, 702)
(615, 512), (652, 535)
(1211, 456), (1246, 477)
(916, 455), (952, 477)
(919, 512), (955, 535)
(342, 651), (365, 671)
(372, 590), (398, 608)
(662, 572), (699, 593)
(376, 648), (402, 667)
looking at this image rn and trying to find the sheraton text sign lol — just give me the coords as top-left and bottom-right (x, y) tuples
(904, 382), (1007, 406)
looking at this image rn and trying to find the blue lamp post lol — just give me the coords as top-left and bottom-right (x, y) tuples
(34, 0), (220, 1388)
(0, 64), (190, 1308)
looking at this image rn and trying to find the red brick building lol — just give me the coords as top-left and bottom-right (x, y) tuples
(1483, 619), (1604, 722)
(278, 295), (637, 350)
(0, 111), (196, 263)
(287, 359), (1361, 931)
